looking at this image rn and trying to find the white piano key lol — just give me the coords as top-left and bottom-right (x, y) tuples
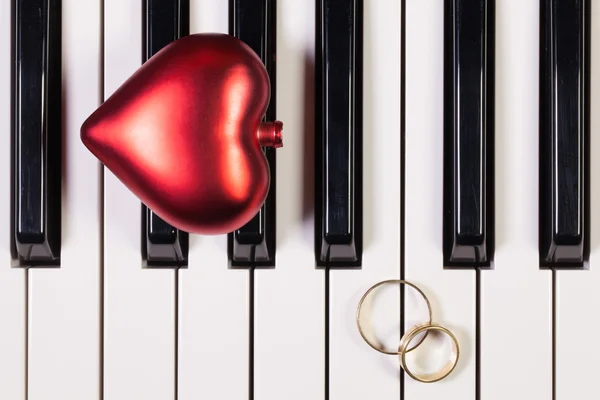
(103, 1), (175, 398)
(480, 1), (552, 398)
(556, 2), (598, 399)
(404, 0), (477, 398)
(27, 0), (102, 398)
(328, 0), (402, 399)
(0, 3), (26, 399)
(253, 0), (325, 398)
(178, 1), (250, 399)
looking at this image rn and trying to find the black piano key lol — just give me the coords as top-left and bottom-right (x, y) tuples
(443, 0), (494, 267)
(142, 206), (189, 267)
(141, 0), (189, 268)
(539, 0), (589, 267)
(11, 0), (62, 267)
(315, 0), (363, 267)
(228, 0), (277, 268)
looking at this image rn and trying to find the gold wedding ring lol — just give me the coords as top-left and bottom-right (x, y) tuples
(356, 279), (432, 355)
(356, 279), (460, 383)
(398, 323), (460, 383)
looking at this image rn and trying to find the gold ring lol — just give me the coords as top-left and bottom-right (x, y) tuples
(356, 280), (433, 355)
(398, 323), (459, 383)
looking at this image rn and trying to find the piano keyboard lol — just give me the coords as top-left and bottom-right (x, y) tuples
(0, 0), (596, 399)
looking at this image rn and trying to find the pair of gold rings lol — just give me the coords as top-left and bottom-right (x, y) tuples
(356, 280), (459, 383)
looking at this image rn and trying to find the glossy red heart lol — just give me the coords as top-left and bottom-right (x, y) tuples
(81, 33), (282, 235)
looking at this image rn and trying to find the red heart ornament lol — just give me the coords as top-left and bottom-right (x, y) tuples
(81, 33), (282, 235)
